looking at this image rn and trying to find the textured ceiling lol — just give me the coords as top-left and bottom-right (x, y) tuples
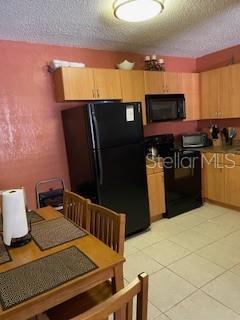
(0, 0), (240, 57)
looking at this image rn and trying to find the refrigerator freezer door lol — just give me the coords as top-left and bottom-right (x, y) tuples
(88, 102), (143, 149)
(95, 142), (150, 236)
(62, 106), (98, 201)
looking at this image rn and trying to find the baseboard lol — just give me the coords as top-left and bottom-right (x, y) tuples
(205, 199), (240, 212)
(150, 213), (164, 223)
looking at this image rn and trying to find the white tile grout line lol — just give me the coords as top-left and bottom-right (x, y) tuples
(123, 207), (240, 316)
(199, 283), (240, 316)
(124, 243), (240, 316)
(123, 213), (240, 320)
(133, 216), (240, 255)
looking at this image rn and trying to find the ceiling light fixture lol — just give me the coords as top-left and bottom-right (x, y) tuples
(113, 0), (164, 22)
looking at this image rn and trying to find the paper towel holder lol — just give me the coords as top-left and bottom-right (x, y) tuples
(9, 189), (32, 248)
(2, 188), (32, 248)
(9, 233), (32, 248)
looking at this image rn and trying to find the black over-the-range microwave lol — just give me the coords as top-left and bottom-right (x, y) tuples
(145, 94), (186, 123)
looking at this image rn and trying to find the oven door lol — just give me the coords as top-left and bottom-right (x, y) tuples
(164, 151), (202, 218)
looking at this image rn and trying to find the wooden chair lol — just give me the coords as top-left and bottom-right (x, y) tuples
(47, 203), (126, 320)
(63, 190), (88, 228)
(85, 201), (126, 255)
(70, 273), (149, 320)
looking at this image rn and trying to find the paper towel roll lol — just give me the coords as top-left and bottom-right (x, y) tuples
(2, 189), (28, 246)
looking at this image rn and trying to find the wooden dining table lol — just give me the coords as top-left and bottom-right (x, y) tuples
(0, 206), (125, 320)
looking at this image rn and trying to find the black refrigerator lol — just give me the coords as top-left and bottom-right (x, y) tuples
(62, 101), (150, 236)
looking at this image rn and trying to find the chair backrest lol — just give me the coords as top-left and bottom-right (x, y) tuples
(70, 273), (148, 320)
(63, 190), (88, 228)
(86, 201), (125, 255)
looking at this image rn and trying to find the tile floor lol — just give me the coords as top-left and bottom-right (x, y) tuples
(125, 203), (240, 319)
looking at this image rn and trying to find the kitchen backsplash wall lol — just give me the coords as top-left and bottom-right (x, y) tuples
(0, 39), (196, 208)
(144, 120), (198, 137)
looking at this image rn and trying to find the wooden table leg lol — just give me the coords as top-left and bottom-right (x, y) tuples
(112, 263), (124, 293)
(112, 263), (124, 320)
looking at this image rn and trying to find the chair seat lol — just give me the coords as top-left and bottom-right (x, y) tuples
(47, 281), (113, 320)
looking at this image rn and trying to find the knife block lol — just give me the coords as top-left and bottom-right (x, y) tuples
(212, 138), (222, 147)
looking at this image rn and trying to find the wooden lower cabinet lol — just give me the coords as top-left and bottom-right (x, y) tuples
(225, 166), (240, 207)
(146, 170), (166, 222)
(203, 162), (225, 203)
(203, 152), (240, 208)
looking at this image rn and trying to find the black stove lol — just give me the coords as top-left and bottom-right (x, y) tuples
(145, 134), (203, 218)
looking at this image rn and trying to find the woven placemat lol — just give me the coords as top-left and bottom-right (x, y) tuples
(0, 246), (97, 310)
(0, 236), (11, 265)
(28, 210), (44, 224)
(0, 210), (44, 232)
(31, 217), (87, 250)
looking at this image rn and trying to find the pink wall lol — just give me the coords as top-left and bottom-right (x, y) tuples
(196, 44), (240, 72)
(144, 121), (198, 137)
(0, 39), (196, 208)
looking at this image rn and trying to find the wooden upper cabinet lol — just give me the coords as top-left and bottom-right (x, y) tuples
(164, 72), (182, 93)
(93, 69), (122, 100)
(53, 68), (95, 101)
(200, 69), (220, 119)
(200, 63), (240, 119)
(144, 71), (182, 94)
(230, 64), (240, 118)
(219, 66), (232, 118)
(182, 73), (200, 120)
(119, 70), (147, 125)
(53, 67), (122, 102)
(144, 71), (165, 94)
(220, 64), (240, 119)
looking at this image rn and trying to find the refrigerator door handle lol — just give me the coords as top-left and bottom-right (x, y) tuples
(91, 106), (101, 149)
(97, 149), (104, 186)
(91, 107), (103, 186)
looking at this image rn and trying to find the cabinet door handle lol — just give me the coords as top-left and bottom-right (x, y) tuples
(92, 89), (95, 99)
(97, 89), (100, 98)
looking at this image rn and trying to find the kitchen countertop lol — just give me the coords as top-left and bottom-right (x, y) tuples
(190, 145), (240, 154)
(145, 145), (240, 161)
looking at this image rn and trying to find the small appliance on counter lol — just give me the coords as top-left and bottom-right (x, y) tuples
(2, 189), (31, 247)
(144, 134), (202, 218)
(145, 94), (186, 123)
(182, 132), (210, 148)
